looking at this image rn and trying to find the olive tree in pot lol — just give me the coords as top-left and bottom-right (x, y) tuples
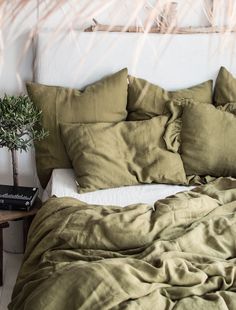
(0, 94), (47, 186)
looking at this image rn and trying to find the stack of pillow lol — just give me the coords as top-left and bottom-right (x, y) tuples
(27, 66), (236, 193)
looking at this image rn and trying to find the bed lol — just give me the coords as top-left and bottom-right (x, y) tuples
(9, 31), (236, 309)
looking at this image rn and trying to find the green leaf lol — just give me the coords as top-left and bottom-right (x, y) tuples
(0, 94), (48, 151)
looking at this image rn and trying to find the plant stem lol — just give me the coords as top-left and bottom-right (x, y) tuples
(11, 149), (19, 187)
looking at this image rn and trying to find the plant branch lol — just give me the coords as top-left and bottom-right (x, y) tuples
(11, 149), (19, 187)
(0, 94), (48, 186)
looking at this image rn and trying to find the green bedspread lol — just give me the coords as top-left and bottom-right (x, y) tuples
(9, 177), (236, 309)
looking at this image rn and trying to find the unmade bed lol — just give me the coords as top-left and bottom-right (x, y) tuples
(8, 31), (236, 309)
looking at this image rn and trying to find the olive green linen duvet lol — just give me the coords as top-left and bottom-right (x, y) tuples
(9, 177), (236, 310)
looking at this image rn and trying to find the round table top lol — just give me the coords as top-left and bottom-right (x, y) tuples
(0, 198), (41, 225)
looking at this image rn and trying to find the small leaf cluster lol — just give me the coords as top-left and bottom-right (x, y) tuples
(0, 94), (48, 151)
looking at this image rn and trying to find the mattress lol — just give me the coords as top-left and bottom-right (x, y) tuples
(42, 169), (193, 207)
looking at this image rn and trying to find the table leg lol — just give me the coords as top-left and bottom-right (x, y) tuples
(0, 226), (3, 286)
(0, 223), (9, 286)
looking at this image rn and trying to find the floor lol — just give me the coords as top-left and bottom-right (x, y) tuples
(0, 252), (23, 310)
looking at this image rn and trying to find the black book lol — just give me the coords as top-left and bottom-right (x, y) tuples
(0, 185), (39, 211)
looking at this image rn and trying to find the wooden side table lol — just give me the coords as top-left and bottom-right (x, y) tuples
(0, 198), (41, 286)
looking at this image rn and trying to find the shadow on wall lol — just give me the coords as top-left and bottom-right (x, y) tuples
(0, 171), (37, 187)
(0, 147), (38, 187)
(0, 32), (34, 96)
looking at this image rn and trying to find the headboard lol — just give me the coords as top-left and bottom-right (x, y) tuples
(34, 31), (236, 89)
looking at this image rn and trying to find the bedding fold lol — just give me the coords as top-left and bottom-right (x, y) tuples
(9, 177), (236, 310)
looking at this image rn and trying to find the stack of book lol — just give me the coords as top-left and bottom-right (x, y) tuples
(0, 185), (38, 212)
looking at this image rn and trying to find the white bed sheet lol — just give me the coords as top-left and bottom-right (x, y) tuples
(42, 169), (193, 207)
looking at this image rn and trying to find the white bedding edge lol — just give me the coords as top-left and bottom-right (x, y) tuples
(42, 169), (194, 207)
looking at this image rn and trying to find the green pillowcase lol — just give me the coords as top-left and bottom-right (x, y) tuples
(166, 101), (236, 178)
(27, 68), (128, 188)
(127, 76), (213, 120)
(218, 102), (236, 115)
(214, 66), (236, 106)
(60, 117), (187, 193)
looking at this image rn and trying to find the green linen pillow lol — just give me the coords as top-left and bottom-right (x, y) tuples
(218, 102), (236, 115)
(214, 66), (236, 106)
(26, 68), (128, 188)
(60, 117), (187, 193)
(127, 76), (213, 120)
(169, 102), (236, 177)
(164, 99), (236, 153)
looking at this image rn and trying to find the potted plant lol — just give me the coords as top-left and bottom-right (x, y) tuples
(0, 94), (47, 186)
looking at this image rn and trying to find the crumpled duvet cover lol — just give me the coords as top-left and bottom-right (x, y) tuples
(9, 177), (236, 309)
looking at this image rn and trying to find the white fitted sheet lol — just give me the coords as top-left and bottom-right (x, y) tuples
(42, 169), (193, 207)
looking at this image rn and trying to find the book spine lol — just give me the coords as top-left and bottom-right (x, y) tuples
(0, 204), (30, 211)
(0, 198), (30, 207)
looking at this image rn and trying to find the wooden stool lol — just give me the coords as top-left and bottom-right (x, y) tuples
(0, 198), (41, 286)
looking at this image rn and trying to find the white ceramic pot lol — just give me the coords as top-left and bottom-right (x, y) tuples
(3, 219), (24, 254)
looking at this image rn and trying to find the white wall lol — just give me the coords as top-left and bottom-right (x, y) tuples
(0, 1), (37, 186)
(0, 0), (233, 188)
